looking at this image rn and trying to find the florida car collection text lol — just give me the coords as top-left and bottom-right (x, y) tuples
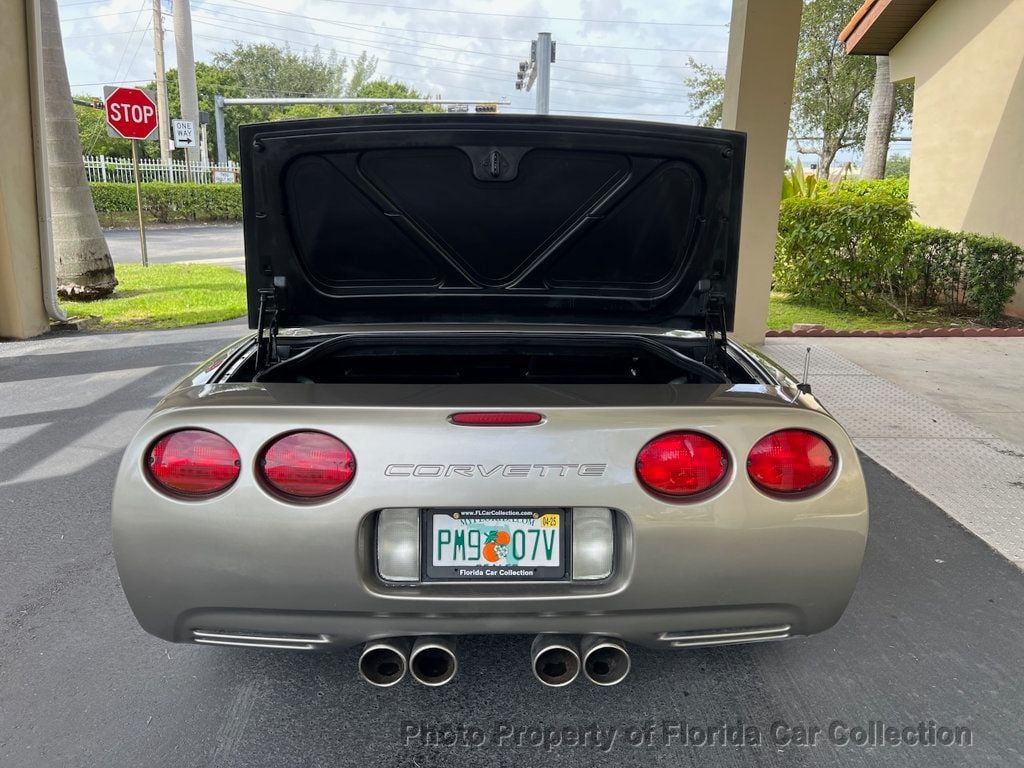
(401, 720), (972, 752)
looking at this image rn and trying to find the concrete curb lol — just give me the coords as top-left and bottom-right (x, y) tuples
(767, 327), (1024, 338)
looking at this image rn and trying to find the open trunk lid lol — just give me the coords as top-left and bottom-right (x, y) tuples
(240, 114), (745, 331)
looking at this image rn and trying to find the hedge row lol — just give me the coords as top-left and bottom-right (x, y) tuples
(90, 182), (241, 224)
(775, 181), (1024, 324)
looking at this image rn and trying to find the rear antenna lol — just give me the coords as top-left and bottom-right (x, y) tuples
(797, 347), (812, 394)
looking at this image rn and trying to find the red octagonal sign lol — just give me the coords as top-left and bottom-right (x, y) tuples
(103, 85), (158, 141)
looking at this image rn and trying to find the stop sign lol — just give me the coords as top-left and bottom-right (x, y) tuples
(103, 86), (159, 140)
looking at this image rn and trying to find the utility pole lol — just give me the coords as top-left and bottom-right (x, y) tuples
(535, 32), (553, 115)
(514, 32), (555, 115)
(172, 0), (200, 177)
(151, 0), (171, 162)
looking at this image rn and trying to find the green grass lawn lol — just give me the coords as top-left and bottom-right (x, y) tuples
(768, 292), (959, 331)
(61, 263), (246, 330)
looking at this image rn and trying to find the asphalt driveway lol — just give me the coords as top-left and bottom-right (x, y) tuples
(106, 223), (244, 271)
(1, 324), (1021, 767)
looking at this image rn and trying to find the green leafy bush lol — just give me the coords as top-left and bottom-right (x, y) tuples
(774, 188), (914, 308)
(781, 157), (826, 200)
(90, 182), (241, 224)
(905, 224), (1024, 324)
(835, 176), (909, 200)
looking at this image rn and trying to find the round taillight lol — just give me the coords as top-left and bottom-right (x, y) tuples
(259, 431), (355, 499)
(636, 431), (729, 498)
(147, 429), (240, 497)
(747, 429), (835, 494)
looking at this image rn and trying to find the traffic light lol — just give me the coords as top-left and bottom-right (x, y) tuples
(515, 61), (529, 90)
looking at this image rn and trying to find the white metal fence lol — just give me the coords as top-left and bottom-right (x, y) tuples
(83, 155), (240, 184)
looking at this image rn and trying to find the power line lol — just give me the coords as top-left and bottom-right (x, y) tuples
(110, 3), (149, 88)
(191, 0), (726, 55)
(503, 106), (697, 119)
(191, 20), (691, 104)
(281, 0), (728, 28)
(188, 12), (692, 99)
(559, 41), (725, 54)
(62, 8), (150, 21)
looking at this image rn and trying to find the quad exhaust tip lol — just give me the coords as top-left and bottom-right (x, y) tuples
(531, 634), (581, 687)
(409, 636), (458, 687)
(581, 636), (631, 686)
(359, 639), (410, 687)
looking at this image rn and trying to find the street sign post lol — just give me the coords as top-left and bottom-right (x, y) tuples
(104, 86), (159, 266)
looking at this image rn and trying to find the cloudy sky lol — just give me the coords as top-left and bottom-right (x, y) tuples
(59, 0), (732, 122)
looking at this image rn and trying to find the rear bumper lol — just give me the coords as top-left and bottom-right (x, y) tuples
(112, 397), (869, 650)
(181, 607), (803, 651)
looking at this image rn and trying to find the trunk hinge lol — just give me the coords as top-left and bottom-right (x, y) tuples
(254, 287), (280, 374)
(700, 281), (728, 372)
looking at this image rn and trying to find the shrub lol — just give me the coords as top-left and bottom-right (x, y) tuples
(90, 182), (137, 214)
(90, 182), (242, 223)
(774, 188), (914, 308)
(835, 176), (909, 200)
(885, 154), (911, 179)
(905, 224), (1024, 324)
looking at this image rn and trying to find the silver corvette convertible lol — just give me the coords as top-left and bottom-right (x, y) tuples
(112, 115), (868, 687)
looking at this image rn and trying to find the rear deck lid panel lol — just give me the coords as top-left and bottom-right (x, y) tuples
(240, 114), (745, 330)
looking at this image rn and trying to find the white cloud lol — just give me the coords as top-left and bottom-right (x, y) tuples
(59, 0), (730, 122)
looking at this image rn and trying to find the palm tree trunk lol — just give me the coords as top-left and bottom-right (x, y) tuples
(41, 0), (117, 299)
(862, 56), (896, 180)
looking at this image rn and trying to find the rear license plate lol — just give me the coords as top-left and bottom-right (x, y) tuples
(423, 508), (568, 581)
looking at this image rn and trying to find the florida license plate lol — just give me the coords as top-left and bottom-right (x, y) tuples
(424, 508), (568, 580)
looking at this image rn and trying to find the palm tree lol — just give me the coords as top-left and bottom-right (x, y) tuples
(861, 56), (896, 180)
(41, 0), (117, 298)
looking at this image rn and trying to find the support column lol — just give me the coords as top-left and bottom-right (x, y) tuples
(0, 0), (49, 338)
(722, 0), (802, 344)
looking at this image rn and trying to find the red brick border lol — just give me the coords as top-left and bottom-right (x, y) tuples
(767, 327), (1024, 338)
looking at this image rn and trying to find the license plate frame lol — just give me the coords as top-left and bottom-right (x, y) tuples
(422, 508), (570, 581)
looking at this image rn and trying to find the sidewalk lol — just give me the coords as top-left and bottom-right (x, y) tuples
(764, 338), (1024, 568)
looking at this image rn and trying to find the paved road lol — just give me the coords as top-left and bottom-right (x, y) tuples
(106, 224), (244, 270)
(1, 325), (1022, 767)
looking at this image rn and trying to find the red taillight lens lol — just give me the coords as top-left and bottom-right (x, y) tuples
(147, 429), (240, 497)
(450, 411), (543, 426)
(259, 431), (355, 499)
(747, 429), (835, 494)
(636, 431), (729, 498)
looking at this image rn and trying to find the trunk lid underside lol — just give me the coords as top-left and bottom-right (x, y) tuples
(240, 115), (746, 331)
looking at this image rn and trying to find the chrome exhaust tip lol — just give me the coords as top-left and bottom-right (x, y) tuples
(531, 634), (581, 687)
(409, 636), (458, 687)
(359, 638), (410, 687)
(581, 636), (631, 686)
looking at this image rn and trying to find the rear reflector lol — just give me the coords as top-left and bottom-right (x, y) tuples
(636, 431), (729, 498)
(259, 431), (356, 499)
(147, 429), (240, 497)
(449, 411), (543, 426)
(747, 429), (835, 494)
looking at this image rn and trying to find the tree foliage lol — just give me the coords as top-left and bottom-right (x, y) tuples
(148, 46), (436, 161)
(885, 154), (911, 178)
(684, 57), (726, 128)
(78, 42), (436, 162)
(75, 98), (138, 158)
(684, 0), (913, 174)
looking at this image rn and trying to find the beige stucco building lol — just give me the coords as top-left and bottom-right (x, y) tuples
(842, 0), (1024, 314)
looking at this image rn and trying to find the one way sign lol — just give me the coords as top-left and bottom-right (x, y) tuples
(171, 119), (196, 148)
